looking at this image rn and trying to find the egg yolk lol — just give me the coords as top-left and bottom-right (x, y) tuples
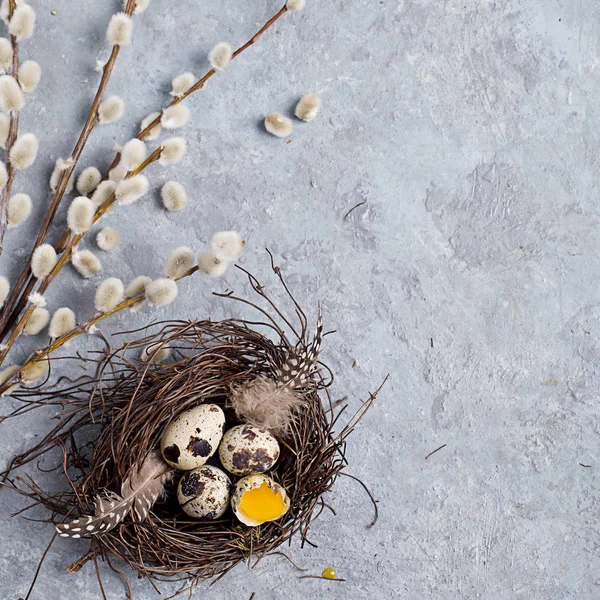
(322, 567), (337, 580)
(239, 482), (286, 523)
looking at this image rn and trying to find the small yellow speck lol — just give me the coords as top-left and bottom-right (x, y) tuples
(51, 10), (57, 15)
(322, 567), (337, 580)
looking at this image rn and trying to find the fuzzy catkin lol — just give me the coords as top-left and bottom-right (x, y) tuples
(98, 96), (125, 124)
(76, 166), (101, 195)
(50, 158), (74, 193)
(109, 164), (127, 182)
(67, 197), (94, 234)
(0, 38), (12, 70)
(208, 42), (232, 71)
(295, 93), (321, 121)
(171, 72), (195, 97)
(159, 137), (186, 166)
(211, 231), (246, 261)
(125, 275), (151, 298)
(115, 175), (149, 205)
(286, 0), (306, 10)
(145, 278), (178, 306)
(28, 292), (46, 307)
(0, 113), (9, 148)
(140, 112), (162, 140)
(0, 364), (19, 395)
(161, 104), (190, 129)
(7, 193), (31, 227)
(9, 133), (38, 169)
(197, 251), (229, 277)
(106, 13), (132, 46)
(21, 359), (48, 383)
(96, 227), (120, 251)
(0, 75), (24, 112)
(31, 244), (57, 279)
(127, 0), (151, 14)
(18, 60), (41, 93)
(9, 4), (36, 40)
(164, 247), (194, 279)
(0, 275), (9, 308)
(0, 161), (7, 189)
(160, 181), (187, 211)
(49, 307), (76, 340)
(141, 343), (171, 364)
(23, 307), (50, 336)
(71, 250), (101, 278)
(91, 180), (117, 206)
(265, 113), (293, 138)
(120, 139), (147, 171)
(95, 278), (124, 313)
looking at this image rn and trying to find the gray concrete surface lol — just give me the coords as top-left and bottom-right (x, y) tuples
(0, 0), (599, 597)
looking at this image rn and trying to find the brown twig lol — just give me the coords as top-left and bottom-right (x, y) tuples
(342, 201), (366, 221)
(0, 2), (290, 361)
(0, 0), (20, 253)
(425, 443), (447, 460)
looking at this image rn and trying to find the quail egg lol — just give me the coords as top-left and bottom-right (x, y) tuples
(160, 403), (225, 470)
(231, 473), (290, 527)
(219, 425), (280, 476)
(177, 465), (232, 519)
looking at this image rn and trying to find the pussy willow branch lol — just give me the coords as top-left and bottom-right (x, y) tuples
(0, 0), (138, 335)
(0, 148), (162, 365)
(0, 3), (290, 361)
(0, 265), (201, 396)
(0, 0), (20, 254)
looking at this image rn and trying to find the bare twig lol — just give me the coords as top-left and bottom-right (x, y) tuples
(425, 443), (447, 460)
(342, 201), (366, 221)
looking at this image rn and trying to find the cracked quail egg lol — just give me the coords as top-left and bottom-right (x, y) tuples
(177, 465), (232, 519)
(231, 473), (290, 527)
(160, 403), (225, 470)
(218, 425), (280, 476)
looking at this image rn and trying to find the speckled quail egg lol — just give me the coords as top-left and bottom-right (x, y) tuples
(177, 465), (232, 519)
(219, 425), (280, 476)
(231, 473), (290, 527)
(160, 404), (225, 470)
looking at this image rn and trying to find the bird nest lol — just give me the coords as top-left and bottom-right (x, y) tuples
(2, 268), (380, 598)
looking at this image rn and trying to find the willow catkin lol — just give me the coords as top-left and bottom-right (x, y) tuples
(67, 197), (94, 234)
(9, 4), (36, 40)
(140, 112), (162, 140)
(208, 42), (232, 71)
(141, 343), (171, 364)
(50, 158), (74, 192)
(98, 96), (125, 124)
(49, 307), (76, 340)
(7, 193), (31, 228)
(197, 251), (229, 277)
(171, 72), (195, 97)
(18, 60), (41, 93)
(159, 138), (186, 166)
(109, 164), (127, 182)
(145, 278), (178, 306)
(0, 161), (7, 189)
(295, 93), (321, 121)
(115, 175), (149, 205)
(121, 138), (147, 170)
(0, 75), (24, 112)
(96, 227), (120, 251)
(161, 104), (190, 129)
(211, 231), (246, 261)
(21, 359), (48, 383)
(265, 113), (293, 138)
(76, 166), (101, 195)
(106, 13), (132, 46)
(164, 247), (194, 279)
(23, 307), (50, 336)
(0, 113), (9, 148)
(0, 37), (12, 70)
(0, 364), (19, 395)
(31, 244), (57, 279)
(0, 275), (9, 308)
(125, 275), (151, 298)
(91, 180), (117, 206)
(127, 0), (151, 14)
(28, 292), (46, 307)
(286, 0), (306, 10)
(95, 278), (124, 312)
(160, 181), (186, 211)
(9, 133), (38, 169)
(71, 250), (101, 278)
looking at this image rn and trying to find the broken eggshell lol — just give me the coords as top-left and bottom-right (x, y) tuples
(231, 473), (290, 527)
(160, 404), (225, 470)
(177, 465), (232, 519)
(218, 424), (280, 476)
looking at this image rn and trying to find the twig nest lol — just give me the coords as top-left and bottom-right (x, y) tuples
(140, 112), (162, 140)
(211, 231), (245, 262)
(177, 466), (232, 519)
(295, 93), (321, 121)
(0, 74), (24, 112)
(96, 227), (120, 251)
(161, 181), (187, 211)
(145, 278), (178, 306)
(231, 474), (290, 527)
(160, 404), (226, 469)
(18, 60), (41, 93)
(218, 425), (280, 476)
(265, 112), (293, 138)
(7, 193), (31, 228)
(71, 250), (101, 279)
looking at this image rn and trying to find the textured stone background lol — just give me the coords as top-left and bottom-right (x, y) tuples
(1, 0), (599, 598)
